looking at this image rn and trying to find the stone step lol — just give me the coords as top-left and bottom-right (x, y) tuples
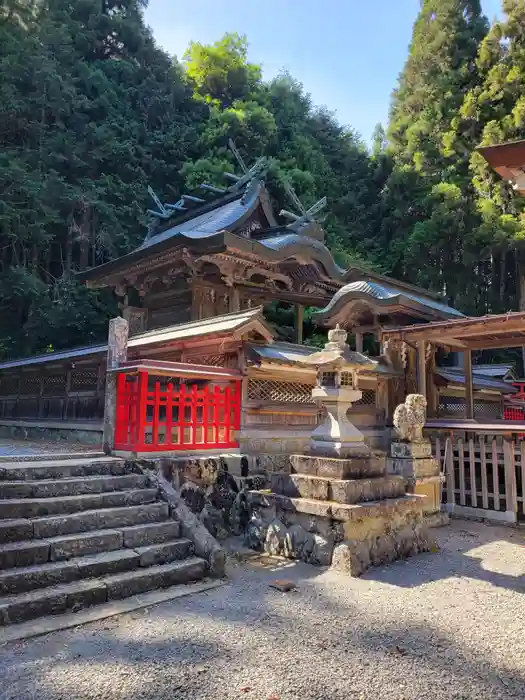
(0, 457), (129, 482)
(0, 549), (142, 595)
(134, 539), (193, 567)
(0, 488), (158, 520)
(0, 557), (207, 625)
(270, 473), (406, 504)
(120, 520), (181, 548)
(0, 474), (148, 499)
(0, 521), (184, 569)
(0, 518), (33, 543)
(290, 453), (386, 480)
(103, 557), (206, 600)
(250, 491), (424, 524)
(31, 502), (169, 539)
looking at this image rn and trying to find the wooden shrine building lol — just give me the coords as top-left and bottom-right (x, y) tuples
(0, 145), (519, 454)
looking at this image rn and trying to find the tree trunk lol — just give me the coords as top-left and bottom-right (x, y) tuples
(518, 258), (525, 375)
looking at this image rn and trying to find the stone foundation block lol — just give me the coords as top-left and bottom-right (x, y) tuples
(290, 453), (386, 480)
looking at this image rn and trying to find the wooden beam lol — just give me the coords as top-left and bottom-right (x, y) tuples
(464, 338), (525, 350)
(417, 339), (427, 399)
(355, 331), (364, 353)
(295, 304), (304, 344)
(464, 349), (474, 419)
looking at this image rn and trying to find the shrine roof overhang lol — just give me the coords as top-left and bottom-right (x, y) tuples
(247, 342), (402, 376)
(435, 368), (517, 394)
(0, 308), (274, 373)
(80, 229), (343, 289)
(477, 139), (525, 193)
(343, 265), (442, 300)
(382, 312), (525, 351)
(313, 280), (463, 326)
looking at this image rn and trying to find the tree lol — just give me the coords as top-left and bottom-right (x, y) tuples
(383, 0), (488, 304)
(0, 0), (204, 357)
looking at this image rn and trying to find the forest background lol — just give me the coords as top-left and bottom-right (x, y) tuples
(1, 0), (525, 363)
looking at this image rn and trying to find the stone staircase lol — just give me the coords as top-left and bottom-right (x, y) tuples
(0, 456), (206, 626)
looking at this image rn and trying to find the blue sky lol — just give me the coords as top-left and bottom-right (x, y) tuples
(144, 0), (503, 144)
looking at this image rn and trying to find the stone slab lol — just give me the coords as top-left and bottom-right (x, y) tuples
(387, 456), (440, 480)
(103, 557), (206, 600)
(120, 520), (181, 548)
(290, 454), (386, 480)
(390, 440), (432, 459)
(0, 518), (33, 543)
(134, 538), (193, 567)
(0, 474), (148, 499)
(32, 502), (169, 538)
(0, 489), (158, 520)
(0, 559), (79, 595)
(271, 473), (406, 504)
(0, 457), (128, 481)
(48, 529), (124, 561)
(0, 580), (223, 640)
(0, 540), (50, 569)
(250, 491), (424, 524)
(331, 520), (435, 577)
(74, 549), (140, 578)
(0, 579), (108, 626)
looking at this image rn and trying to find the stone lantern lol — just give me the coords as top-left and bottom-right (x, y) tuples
(301, 325), (377, 458)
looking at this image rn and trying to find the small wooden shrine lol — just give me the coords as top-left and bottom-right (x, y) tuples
(0, 143), (519, 455)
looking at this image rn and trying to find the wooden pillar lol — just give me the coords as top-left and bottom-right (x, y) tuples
(229, 286), (240, 313)
(295, 304), (304, 344)
(417, 339), (427, 399)
(102, 317), (129, 455)
(427, 344), (438, 418)
(464, 349), (474, 419)
(355, 331), (364, 353)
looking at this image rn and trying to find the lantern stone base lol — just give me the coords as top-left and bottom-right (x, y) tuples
(245, 452), (435, 575)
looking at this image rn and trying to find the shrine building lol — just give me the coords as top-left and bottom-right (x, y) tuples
(0, 147), (518, 456)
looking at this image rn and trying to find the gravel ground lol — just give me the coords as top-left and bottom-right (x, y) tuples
(1, 519), (524, 700)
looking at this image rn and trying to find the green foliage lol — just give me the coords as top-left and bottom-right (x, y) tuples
(5, 3), (525, 364)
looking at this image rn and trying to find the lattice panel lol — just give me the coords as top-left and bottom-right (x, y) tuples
(189, 355), (225, 367)
(247, 379), (314, 404)
(439, 395), (502, 419)
(70, 370), (98, 392)
(18, 375), (40, 394)
(42, 375), (66, 397)
(473, 399), (502, 419)
(439, 396), (465, 417)
(355, 389), (376, 406)
(0, 375), (19, 395)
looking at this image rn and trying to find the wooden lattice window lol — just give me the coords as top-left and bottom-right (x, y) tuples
(19, 375), (41, 395)
(355, 389), (376, 406)
(247, 379), (314, 404)
(0, 375), (19, 395)
(42, 374), (66, 397)
(70, 370), (98, 392)
(439, 395), (465, 417)
(473, 399), (502, 419)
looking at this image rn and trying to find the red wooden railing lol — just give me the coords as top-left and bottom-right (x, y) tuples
(114, 370), (241, 452)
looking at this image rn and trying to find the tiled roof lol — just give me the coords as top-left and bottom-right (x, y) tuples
(435, 368), (517, 394)
(315, 280), (464, 320)
(139, 195), (252, 250)
(0, 308), (270, 372)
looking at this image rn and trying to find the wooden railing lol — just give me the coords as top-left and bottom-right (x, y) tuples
(114, 368), (241, 453)
(434, 436), (524, 523)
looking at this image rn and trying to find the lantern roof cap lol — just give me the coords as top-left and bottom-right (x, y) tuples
(297, 325), (377, 370)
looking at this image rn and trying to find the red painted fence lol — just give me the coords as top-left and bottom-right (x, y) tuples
(114, 370), (241, 452)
